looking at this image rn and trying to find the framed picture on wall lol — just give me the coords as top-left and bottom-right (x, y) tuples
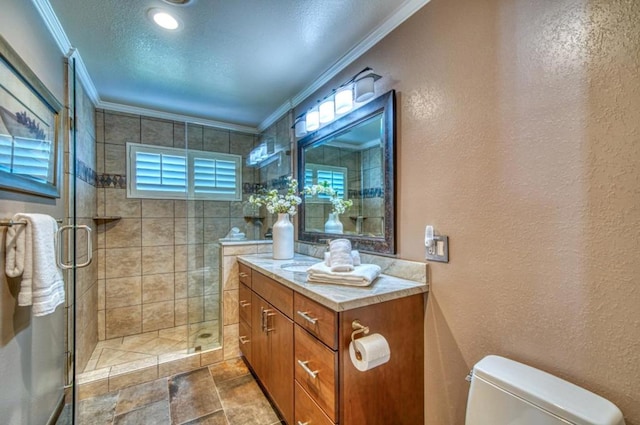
(0, 35), (62, 198)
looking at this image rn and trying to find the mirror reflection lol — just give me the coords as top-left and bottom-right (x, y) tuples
(297, 89), (395, 254)
(302, 113), (384, 237)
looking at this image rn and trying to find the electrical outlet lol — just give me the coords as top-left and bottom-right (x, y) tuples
(426, 235), (449, 263)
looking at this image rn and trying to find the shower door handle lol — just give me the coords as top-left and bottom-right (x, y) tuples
(56, 224), (93, 269)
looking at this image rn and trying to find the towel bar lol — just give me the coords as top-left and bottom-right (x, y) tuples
(0, 218), (64, 227)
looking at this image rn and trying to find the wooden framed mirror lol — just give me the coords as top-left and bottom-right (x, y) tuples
(297, 90), (396, 254)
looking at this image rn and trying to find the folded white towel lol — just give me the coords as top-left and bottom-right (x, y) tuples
(324, 249), (361, 267)
(5, 214), (65, 316)
(307, 262), (381, 287)
(351, 250), (361, 266)
(329, 239), (354, 272)
(5, 221), (26, 278)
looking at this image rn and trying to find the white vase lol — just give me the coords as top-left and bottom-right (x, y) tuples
(324, 212), (344, 234)
(273, 213), (294, 259)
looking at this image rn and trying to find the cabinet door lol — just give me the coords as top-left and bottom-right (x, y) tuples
(266, 306), (294, 425)
(251, 292), (269, 388)
(239, 283), (252, 325)
(238, 317), (252, 364)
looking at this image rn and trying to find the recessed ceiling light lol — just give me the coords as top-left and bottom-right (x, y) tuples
(148, 8), (181, 30)
(161, 0), (194, 5)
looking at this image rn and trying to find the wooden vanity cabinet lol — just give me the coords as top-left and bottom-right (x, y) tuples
(239, 265), (424, 425)
(249, 274), (294, 425)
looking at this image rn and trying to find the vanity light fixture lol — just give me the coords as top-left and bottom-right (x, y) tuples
(334, 85), (354, 115)
(293, 67), (381, 138)
(354, 69), (376, 102)
(148, 8), (181, 30)
(306, 107), (320, 132)
(294, 115), (307, 138)
(319, 98), (335, 123)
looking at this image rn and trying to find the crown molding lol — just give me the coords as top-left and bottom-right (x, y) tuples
(32, 0), (100, 105)
(32, 0), (256, 133)
(97, 101), (259, 134)
(257, 100), (292, 132)
(35, 0), (428, 135)
(258, 0), (431, 131)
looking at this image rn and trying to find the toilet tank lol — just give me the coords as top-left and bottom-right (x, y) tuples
(466, 355), (625, 425)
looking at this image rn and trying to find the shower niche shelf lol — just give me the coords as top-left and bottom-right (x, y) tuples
(92, 216), (121, 222)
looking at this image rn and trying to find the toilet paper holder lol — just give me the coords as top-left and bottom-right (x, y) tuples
(351, 320), (370, 361)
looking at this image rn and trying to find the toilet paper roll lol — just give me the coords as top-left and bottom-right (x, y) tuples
(349, 333), (391, 372)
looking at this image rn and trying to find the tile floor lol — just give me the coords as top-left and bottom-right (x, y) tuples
(83, 323), (219, 373)
(61, 358), (282, 425)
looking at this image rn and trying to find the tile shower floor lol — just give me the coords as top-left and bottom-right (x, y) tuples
(83, 323), (219, 374)
(60, 358), (283, 425)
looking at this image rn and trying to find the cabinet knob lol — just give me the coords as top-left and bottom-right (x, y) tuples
(239, 335), (250, 345)
(296, 310), (318, 325)
(239, 300), (250, 308)
(239, 272), (248, 278)
(297, 422), (310, 425)
(297, 360), (319, 379)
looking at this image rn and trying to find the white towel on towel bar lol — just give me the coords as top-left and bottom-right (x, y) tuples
(5, 214), (65, 316)
(307, 262), (381, 287)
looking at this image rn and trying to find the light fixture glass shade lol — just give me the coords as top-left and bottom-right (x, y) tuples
(335, 86), (354, 114)
(319, 99), (335, 123)
(306, 108), (320, 132)
(355, 73), (375, 102)
(294, 117), (307, 138)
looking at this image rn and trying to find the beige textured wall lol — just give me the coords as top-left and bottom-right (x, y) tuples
(296, 0), (640, 423)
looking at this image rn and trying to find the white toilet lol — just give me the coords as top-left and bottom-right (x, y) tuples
(465, 355), (625, 425)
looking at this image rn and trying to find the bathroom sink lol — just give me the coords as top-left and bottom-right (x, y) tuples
(280, 262), (320, 272)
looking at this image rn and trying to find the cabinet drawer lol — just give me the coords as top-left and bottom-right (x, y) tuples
(295, 382), (335, 425)
(252, 272), (293, 319)
(295, 325), (338, 422)
(239, 263), (252, 287)
(294, 293), (338, 350)
(239, 283), (252, 324)
(239, 318), (251, 364)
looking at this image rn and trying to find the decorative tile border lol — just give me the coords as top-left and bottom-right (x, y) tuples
(242, 183), (264, 194)
(75, 159), (98, 187)
(348, 187), (384, 199)
(97, 173), (127, 189)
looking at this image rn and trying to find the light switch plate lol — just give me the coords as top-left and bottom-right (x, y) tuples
(426, 235), (449, 263)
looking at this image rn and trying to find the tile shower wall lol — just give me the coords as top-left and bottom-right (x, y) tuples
(69, 67), (98, 372)
(95, 110), (259, 346)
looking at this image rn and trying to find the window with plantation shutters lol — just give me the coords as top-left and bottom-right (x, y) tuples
(0, 135), (53, 183)
(304, 163), (348, 202)
(127, 143), (242, 200)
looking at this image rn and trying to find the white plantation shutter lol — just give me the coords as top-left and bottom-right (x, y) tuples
(127, 143), (241, 200)
(134, 151), (187, 194)
(0, 135), (52, 182)
(305, 163), (348, 202)
(192, 154), (241, 200)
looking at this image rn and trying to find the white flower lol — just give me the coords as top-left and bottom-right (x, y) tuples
(248, 177), (301, 216)
(303, 181), (353, 215)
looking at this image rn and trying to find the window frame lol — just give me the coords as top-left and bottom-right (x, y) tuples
(126, 142), (242, 201)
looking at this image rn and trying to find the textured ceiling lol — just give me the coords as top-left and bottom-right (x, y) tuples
(47, 0), (423, 128)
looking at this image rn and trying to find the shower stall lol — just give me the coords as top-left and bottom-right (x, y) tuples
(0, 16), (290, 421)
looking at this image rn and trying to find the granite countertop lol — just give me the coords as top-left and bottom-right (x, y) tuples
(236, 253), (428, 311)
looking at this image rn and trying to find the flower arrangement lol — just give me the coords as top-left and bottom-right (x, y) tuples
(303, 181), (353, 215)
(249, 177), (302, 216)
